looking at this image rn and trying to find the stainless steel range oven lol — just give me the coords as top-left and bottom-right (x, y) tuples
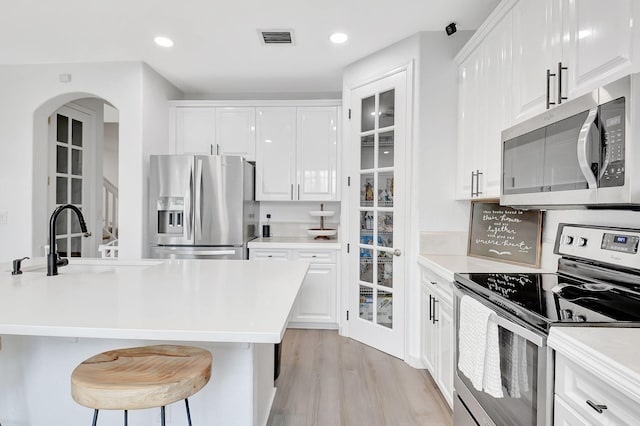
(453, 223), (640, 426)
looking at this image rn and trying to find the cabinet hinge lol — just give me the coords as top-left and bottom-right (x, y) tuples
(347, 176), (351, 186)
(346, 310), (349, 321)
(348, 109), (351, 120)
(347, 243), (350, 253)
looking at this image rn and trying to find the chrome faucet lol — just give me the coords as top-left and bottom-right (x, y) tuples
(47, 204), (91, 276)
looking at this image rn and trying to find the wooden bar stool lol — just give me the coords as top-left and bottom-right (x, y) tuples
(71, 345), (212, 426)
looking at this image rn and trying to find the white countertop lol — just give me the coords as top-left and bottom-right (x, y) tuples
(548, 327), (640, 401)
(417, 254), (548, 281)
(249, 236), (341, 250)
(0, 258), (309, 344)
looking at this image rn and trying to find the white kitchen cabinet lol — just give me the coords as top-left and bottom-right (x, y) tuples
(456, 49), (482, 200)
(555, 352), (640, 425)
(420, 284), (436, 373)
(215, 107), (256, 160)
(435, 298), (454, 406)
(456, 12), (511, 200)
(511, 0), (634, 124)
(171, 106), (255, 159)
(419, 264), (454, 408)
(296, 107), (338, 201)
(511, 0), (560, 123)
(255, 107), (297, 201)
(174, 107), (216, 154)
(249, 247), (338, 328)
(562, 0), (634, 100)
(256, 106), (339, 201)
(554, 396), (591, 426)
(290, 263), (337, 324)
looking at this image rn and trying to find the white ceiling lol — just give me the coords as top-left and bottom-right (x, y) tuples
(1, 0), (499, 96)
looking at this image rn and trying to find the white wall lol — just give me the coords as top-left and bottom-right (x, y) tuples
(0, 61), (182, 263)
(103, 123), (119, 186)
(140, 64), (184, 256)
(417, 31), (473, 233)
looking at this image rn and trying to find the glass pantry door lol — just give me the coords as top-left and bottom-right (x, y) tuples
(348, 70), (407, 359)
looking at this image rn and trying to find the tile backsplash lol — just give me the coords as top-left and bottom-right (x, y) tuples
(419, 231), (468, 255)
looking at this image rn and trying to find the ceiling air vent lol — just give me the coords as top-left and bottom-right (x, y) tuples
(260, 30), (294, 45)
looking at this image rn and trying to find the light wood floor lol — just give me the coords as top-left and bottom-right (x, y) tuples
(267, 329), (452, 426)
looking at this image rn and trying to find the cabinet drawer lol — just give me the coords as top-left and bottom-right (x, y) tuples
(249, 249), (291, 260)
(420, 267), (440, 287)
(419, 266), (453, 306)
(555, 353), (640, 425)
(294, 249), (337, 263)
(554, 395), (590, 426)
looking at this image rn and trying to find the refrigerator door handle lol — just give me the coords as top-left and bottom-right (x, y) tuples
(184, 162), (194, 242)
(195, 158), (203, 241)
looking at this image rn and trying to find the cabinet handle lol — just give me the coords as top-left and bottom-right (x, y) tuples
(475, 169), (483, 197)
(557, 62), (568, 104)
(297, 183), (300, 200)
(433, 298), (439, 324)
(290, 184), (294, 200)
(216, 143), (220, 155)
(546, 68), (557, 109)
(586, 400), (607, 414)
(428, 294), (434, 321)
(210, 144), (214, 155)
(470, 171), (475, 197)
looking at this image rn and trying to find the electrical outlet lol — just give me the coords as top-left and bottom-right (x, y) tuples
(0, 211), (7, 225)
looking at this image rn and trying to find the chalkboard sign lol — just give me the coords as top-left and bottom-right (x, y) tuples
(467, 200), (542, 267)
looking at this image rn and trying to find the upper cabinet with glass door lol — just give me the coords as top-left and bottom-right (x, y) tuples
(511, 0), (635, 124)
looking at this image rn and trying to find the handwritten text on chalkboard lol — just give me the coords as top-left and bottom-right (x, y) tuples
(468, 202), (541, 267)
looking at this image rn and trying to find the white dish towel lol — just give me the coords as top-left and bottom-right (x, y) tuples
(458, 295), (504, 398)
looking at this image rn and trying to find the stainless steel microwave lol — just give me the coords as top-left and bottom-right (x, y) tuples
(501, 74), (639, 209)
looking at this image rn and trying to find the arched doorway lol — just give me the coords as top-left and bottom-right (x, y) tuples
(33, 93), (119, 259)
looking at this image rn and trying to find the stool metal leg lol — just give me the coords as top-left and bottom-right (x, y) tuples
(185, 398), (192, 426)
(124, 409), (128, 426)
(92, 409), (99, 426)
(161, 406), (166, 426)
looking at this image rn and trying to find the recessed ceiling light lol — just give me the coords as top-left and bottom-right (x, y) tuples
(329, 32), (348, 44)
(154, 36), (174, 47)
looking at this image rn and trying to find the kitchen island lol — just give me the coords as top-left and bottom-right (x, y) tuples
(0, 258), (309, 426)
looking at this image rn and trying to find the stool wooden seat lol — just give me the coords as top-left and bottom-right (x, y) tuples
(71, 345), (212, 425)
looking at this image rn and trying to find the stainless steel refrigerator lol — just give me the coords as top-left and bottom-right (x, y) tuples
(149, 155), (257, 259)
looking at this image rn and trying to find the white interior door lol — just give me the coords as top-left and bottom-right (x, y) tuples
(348, 71), (406, 359)
(48, 105), (94, 257)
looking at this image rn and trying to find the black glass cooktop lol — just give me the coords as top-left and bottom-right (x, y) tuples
(454, 272), (640, 332)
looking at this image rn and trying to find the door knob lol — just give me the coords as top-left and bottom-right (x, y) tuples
(393, 249), (402, 256)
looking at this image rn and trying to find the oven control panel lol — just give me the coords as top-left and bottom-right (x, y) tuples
(555, 224), (640, 270)
(602, 233), (640, 254)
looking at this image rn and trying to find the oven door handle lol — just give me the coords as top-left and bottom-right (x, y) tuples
(454, 284), (546, 347)
(489, 311), (545, 347)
